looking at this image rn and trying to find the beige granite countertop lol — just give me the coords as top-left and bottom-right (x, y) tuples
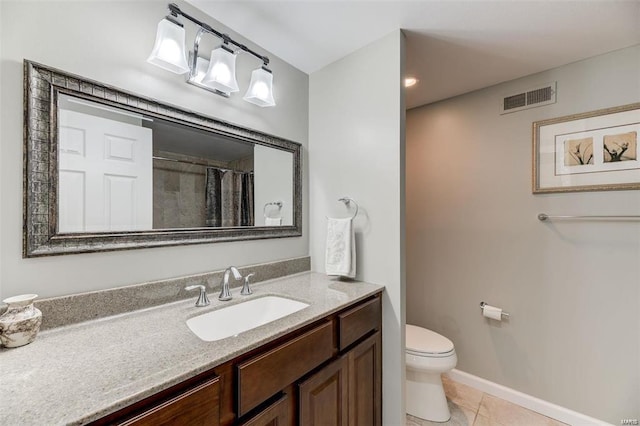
(0, 272), (383, 426)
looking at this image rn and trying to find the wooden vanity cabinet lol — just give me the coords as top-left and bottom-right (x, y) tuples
(93, 293), (381, 426)
(235, 294), (381, 426)
(299, 304), (382, 426)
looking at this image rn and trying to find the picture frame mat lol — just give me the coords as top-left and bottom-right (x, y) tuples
(534, 103), (640, 192)
(554, 123), (639, 176)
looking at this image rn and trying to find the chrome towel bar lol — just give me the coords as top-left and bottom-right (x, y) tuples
(538, 213), (640, 221)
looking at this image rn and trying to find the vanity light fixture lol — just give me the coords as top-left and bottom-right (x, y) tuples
(147, 13), (190, 74)
(244, 66), (276, 107)
(148, 3), (275, 107)
(202, 44), (239, 93)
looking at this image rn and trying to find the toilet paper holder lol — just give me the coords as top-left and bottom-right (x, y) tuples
(480, 302), (510, 319)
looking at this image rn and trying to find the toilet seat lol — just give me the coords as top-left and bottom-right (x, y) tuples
(406, 324), (455, 358)
(407, 347), (455, 358)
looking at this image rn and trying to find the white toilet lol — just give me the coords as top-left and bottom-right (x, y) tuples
(406, 324), (457, 422)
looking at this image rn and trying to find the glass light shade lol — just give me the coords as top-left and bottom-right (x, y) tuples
(202, 47), (239, 93)
(147, 18), (190, 74)
(243, 68), (276, 107)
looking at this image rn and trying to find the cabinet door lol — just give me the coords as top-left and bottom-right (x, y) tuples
(348, 332), (382, 426)
(299, 358), (349, 426)
(240, 394), (289, 426)
(119, 376), (220, 426)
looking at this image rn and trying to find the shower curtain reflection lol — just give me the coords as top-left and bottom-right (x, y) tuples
(206, 168), (254, 227)
(241, 173), (255, 226)
(205, 168), (223, 227)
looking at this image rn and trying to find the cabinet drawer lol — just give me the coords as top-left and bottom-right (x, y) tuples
(237, 321), (334, 416)
(338, 297), (381, 350)
(119, 376), (220, 426)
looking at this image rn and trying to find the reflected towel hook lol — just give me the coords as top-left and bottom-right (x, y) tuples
(338, 197), (359, 220)
(263, 201), (283, 218)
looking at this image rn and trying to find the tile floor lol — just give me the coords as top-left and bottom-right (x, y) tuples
(406, 375), (568, 426)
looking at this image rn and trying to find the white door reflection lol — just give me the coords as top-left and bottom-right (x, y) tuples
(58, 102), (153, 233)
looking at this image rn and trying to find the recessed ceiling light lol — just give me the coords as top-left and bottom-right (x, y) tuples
(404, 77), (418, 88)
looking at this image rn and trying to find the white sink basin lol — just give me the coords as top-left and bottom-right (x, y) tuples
(186, 296), (310, 342)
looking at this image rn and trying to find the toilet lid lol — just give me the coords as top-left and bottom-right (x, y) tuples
(406, 324), (454, 355)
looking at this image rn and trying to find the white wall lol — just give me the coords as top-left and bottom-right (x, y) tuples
(309, 31), (406, 425)
(254, 145), (293, 226)
(0, 2), (3, 299)
(0, 1), (308, 299)
(407, 45), (640, 423)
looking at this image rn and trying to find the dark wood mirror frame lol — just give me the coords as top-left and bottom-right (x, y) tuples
(23, 60), (302, 257)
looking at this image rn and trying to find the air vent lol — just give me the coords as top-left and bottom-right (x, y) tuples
(504, 93), (526, 110)
(500, 82), (556, 114)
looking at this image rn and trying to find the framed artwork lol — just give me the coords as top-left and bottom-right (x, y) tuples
(533, 103), (640, 193)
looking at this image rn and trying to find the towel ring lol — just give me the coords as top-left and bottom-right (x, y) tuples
(263, 201), (283, 218)
(338, 197), (359, 220)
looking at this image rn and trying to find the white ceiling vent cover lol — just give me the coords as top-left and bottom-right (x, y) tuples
(500, 82), (556, 114)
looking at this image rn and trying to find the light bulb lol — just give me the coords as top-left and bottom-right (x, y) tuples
(404, 77), (418, 88)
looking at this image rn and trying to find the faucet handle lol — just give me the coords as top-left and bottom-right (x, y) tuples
(185, 285), (210, 307)
(240, 273), (255, 296)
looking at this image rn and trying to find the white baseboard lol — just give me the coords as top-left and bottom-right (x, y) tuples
(446, 369), (613, 426)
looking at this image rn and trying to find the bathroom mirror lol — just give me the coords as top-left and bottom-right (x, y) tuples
(23, 60), (302, 257)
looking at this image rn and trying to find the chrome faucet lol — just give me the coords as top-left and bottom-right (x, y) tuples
(185, 285), (210, 307)
(219, 266), (243, 301)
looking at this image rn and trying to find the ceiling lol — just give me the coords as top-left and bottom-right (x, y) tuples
(190, 1), (640, 109)
(150, 118), (254, 163)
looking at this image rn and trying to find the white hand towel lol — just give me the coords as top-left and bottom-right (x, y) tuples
(325, 217), (356, 278)
(265, 217), (282, 226)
